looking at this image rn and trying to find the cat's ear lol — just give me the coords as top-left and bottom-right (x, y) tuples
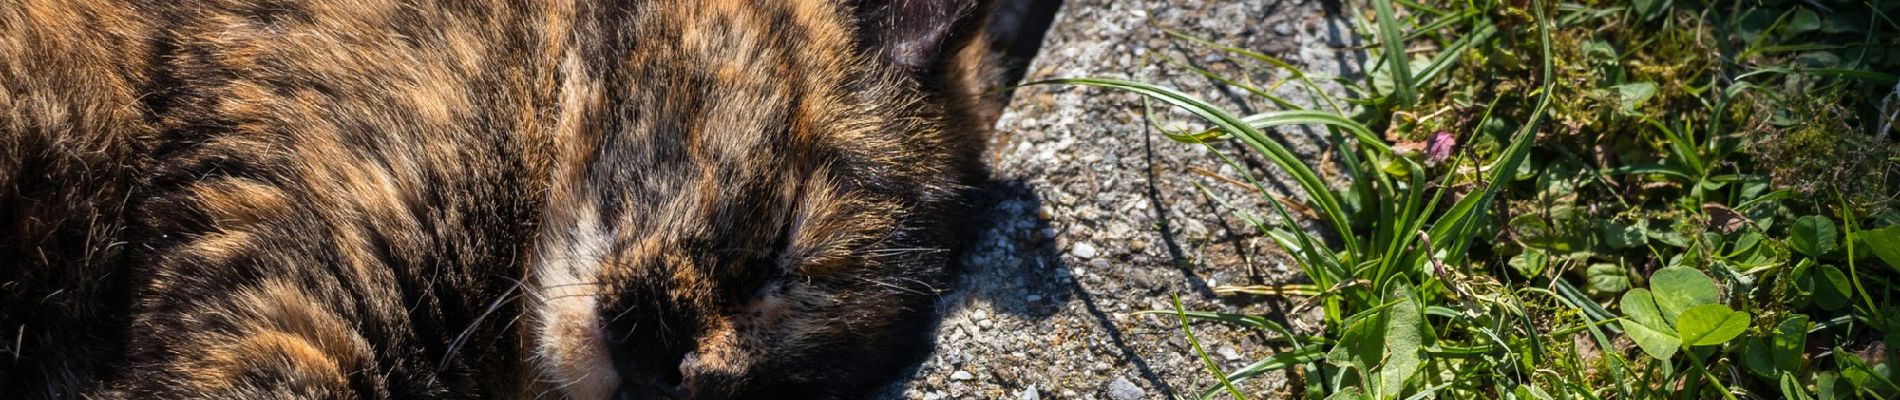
(852, 0), (990, 70)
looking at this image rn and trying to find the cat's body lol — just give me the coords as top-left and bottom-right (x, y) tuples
(0, 1), (991, 399)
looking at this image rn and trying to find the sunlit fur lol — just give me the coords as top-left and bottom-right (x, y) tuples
(1, 0), (992, 399)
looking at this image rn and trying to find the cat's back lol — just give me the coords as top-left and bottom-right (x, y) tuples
(2, 1), (564, 397)
(1, 1), (155, 396)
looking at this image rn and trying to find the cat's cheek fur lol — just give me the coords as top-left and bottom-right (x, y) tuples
(535, 299), (617, 400)
(529, 198), (620, 400)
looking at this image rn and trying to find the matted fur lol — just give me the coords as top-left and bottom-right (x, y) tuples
(0, 1), (993, 399)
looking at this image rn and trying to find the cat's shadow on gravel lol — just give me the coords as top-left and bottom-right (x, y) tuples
(902, 177), (1181, 397)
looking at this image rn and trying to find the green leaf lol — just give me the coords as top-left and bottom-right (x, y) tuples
(1511, 212), (1585, 252)
(1631, 0), (1666, 20)
(1604, 220), (1648, 249)
(1774, 315), (1810, 373)
(1855, 226), (1900, 273)
(1836, 349), (1900, 393)
(1538, 162), (1585, 196)
(1378, 283), (1425, 399)
(1730, 232), (1787, 271)
(1323, 286), (1426, 400)
(1674, 304), (1750, 347)
(1327, 310), (1383, 370)
(1820, 12), (1869, 35)
(1781, 371), (1813, 400)
(1625, 317), (1682, 360)
(1788, 9), (1822, 34)
(1729, 231), (1763, 256)
(1586, 263), (1631, 295)
(1510, 248), (1548, 277)
(1613, 82), (1658, 115)
(1621, 289), (1670, 328)
(1739, 9), (1776, 43)
(1791, 215), (1838, 257)
(1813, 264), (1852, 311)
(1620, 289), (1680, 360)
(1326, 387), (1371, 400)
(1648, 267), (1720, 324)
(1649, 226), (1691, 248)
(1514, 385), (1555, 400)
(1816, 371), (1844, 400)
(1744, 337), (1776, 377)
(1789, 259), (1818, 308)
(1581, 40), (1618, 63)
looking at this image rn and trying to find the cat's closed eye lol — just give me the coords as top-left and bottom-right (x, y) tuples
(529, 0), (996, 399)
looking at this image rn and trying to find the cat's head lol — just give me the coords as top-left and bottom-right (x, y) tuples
(528, 1), (990, 399)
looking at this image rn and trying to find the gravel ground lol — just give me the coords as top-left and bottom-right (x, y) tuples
(894, 1), (1369, 399)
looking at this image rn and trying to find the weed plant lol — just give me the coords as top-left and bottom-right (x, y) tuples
(1037, 0), (1900, 398)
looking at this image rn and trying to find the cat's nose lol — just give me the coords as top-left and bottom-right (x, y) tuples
(640, 348), (745, 399)
(615, 378), (686, 400)
(654, 381), (687, 399)
(671, 351), (703, 398)
(611, 351), (692, 400)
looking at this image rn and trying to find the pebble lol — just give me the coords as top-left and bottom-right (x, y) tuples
(1020, 386), (1042, 400)
(951, 370), (975, 381)
(1105, 377), (1146, 400)
(1070, 242), (1099, 259)
(1219, 346), (1243, 361)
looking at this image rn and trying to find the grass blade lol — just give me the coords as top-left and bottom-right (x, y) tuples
(1173, 295), (1246, 400)
(1371, 0), (1417, 106)
(1162, 29), (1347, 113)
(1031, 78), (1363, 256)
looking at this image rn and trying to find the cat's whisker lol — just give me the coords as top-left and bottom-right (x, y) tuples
(849, 274), (935, 296)
(861, 247), (950, 256)
(439, 285), (526, 372)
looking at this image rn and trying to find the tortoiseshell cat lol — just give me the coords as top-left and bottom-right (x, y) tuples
(0, 1), (993, 398)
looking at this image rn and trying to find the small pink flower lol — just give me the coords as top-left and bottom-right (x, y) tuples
(1425, 131), (1456, 165)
